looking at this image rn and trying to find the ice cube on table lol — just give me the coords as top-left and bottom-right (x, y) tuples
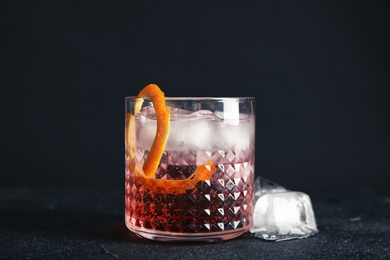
(251, 177), (318, 241)
(254, 176), (287, 200)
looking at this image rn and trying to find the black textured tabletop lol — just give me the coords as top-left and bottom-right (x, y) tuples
(1, 187), (389, 259)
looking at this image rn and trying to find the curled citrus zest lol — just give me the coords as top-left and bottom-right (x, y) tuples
(125, 113), (136, 173)
(135, 84), (170, 178)
(126, 84), (216, 194)
(140, 161), (216, 194)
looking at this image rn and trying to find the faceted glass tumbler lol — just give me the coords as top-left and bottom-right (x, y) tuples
(125, 97), (255, 242)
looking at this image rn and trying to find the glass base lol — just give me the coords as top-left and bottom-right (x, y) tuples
(126, 223), (251, 242)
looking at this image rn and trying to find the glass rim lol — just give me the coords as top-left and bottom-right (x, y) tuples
(125, 96), (255, 101)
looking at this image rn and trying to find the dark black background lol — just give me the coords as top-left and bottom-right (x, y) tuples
(1, 1), (389, 193)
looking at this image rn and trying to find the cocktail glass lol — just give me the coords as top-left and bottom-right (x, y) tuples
(125, 96), (255, 242)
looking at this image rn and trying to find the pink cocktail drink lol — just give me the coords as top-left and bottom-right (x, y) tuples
(125, 98), (255, 242)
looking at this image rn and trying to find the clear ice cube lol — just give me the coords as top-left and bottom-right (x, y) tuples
(136, 106), (253, 151)
(251, 177), (318, 241)
(138, 106), (217, 120)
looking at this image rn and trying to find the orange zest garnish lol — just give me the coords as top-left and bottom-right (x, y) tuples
(125, 112), (136, 173)
(139, 161), (216, 194)
(126, 84), (216, 194)
(135, 84), (171, 178)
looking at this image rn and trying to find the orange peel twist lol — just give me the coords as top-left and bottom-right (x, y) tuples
(126, 84), (216, 194)
(136, 84), (171, 178)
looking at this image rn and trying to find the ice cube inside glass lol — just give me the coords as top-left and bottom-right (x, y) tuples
(125, 97), (255, 242)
